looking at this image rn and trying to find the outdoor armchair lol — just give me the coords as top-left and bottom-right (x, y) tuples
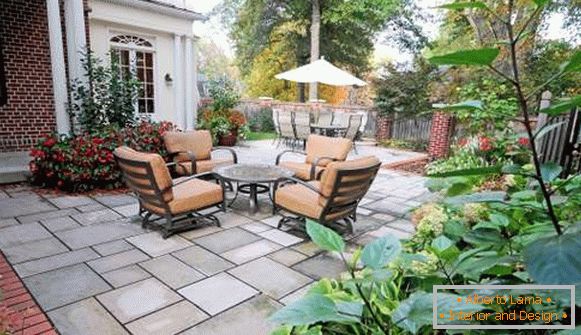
(275, 134), (352, 181)
(273, 156), (381, 233)
(114, 146), (226, 238)
(163, 130), (237, 176)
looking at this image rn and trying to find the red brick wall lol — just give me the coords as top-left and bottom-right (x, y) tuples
(375, 115), (392, 141)
(427, 111), (454, 159)
(0, 0), (57, 152)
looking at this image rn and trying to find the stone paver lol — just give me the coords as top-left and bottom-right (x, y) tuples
(178, 272), (257, 315)
(56, 221), (142, 249)
(194, 227), (262, 254)
(72, 208), (122, 226)
(0, 222), (52, 248)
(24, 264), (111, 311)
(92, 239), (134, 257)
(0, 218), (19, 228)
(102, 265), (151, 288)
(140, 255), (205, 289)
(221, 239), (283, 264)
(172, 246), (234, 276)
(97, 278), (181, 323)
(126, 301), (207, 335)
(88, 249), (150, 273)
(14, 248), (100, 277)
(258, 229), (303, 246)
(229, 257), (312, 299)
(2, 237), (69, 264)
(112, 203), (140, 217)
(41, 216), (81, 233)
(293, 253), (347, 279)
(48, 298), (128, 335)
(47, 195), (96, 209)
(280, 283), (314, 305)
(214, 211), (253, 228)
(268, 248), (308, 266)
(240, 222), (272, 233)
(0, 195), (54, 218)
(127, 232), (192, 257)
(182, 295), (282, 335)
(17, 208), (78, 224)
(94, 194), (137, 207)
(178, 225), (222, 240)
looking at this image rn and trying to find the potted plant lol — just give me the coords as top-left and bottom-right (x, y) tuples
(198, 78), (248, 146)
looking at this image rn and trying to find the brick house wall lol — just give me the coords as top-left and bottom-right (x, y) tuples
(0, 0), (57, 152)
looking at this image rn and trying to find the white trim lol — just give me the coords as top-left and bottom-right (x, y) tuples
(184, 37), (194, 130)
(46, 0), (70, 134)
(64, 0), (87, 88)
(173, 34), (185, 129)
(97, 0), (206, 21)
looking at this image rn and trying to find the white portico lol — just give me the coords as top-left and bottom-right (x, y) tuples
(88, 0), (203, 130)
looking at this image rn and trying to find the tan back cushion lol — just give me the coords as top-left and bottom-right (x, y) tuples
(305, 134), (352, 166)
(163, 131), (212, 162)
(114, 146), (173, 203)
(319, 156), (380, 206)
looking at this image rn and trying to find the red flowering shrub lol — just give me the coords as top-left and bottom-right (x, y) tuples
(30, 120), (177, 192)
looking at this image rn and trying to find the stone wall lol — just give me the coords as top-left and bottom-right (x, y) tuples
(0, 0), (57, 152)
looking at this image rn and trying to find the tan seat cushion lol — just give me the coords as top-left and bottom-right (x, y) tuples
(114, 146), (173, 203)
(275, 181), (323, 219)
(176, 158), (234, 175)
(278, 161), (323, 181)
(164, 131), (213, 162)
(305, 134), (352, 166)
(168, 178), (223, 215)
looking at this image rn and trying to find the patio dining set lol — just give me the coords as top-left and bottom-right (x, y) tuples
(114, 130), (380, 239)
(273, 109), (364, 152)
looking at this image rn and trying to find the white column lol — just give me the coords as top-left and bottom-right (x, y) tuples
(173, 34), (185, 129)
(46, 0), (70, 134)
(192, 38), (200, 129)
(184, 37), (194, 130)
(64, 0), (87, 87)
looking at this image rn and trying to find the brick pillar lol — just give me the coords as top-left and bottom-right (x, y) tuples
(375, 115), (392, 141)
(428, 111), (453, 159)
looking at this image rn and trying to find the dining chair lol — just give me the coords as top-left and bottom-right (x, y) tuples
(317, 111), (333, 127)
(344, 114), (363, 153)
(293, 111), (312, 149)
(277, 111), (295, 148)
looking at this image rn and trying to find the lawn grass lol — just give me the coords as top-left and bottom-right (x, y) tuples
(245, 132), (277, 141)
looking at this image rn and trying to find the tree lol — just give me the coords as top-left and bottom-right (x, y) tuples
(309, 0), (321, 101)
(215, 0), (402, 101)
(197, 38), (239, 82)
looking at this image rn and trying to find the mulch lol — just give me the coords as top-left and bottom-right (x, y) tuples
(382, 155), (429, 175)
(0, 252), (57, 335)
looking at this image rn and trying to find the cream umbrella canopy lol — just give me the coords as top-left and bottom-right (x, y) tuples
(275, 58), (367, 87)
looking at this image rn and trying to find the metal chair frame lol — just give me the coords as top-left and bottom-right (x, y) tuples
(168, 147), (238, 176)
(272, 162), (381, 234)
(275, 150), (337, 181)
(115, 155), (226, 239)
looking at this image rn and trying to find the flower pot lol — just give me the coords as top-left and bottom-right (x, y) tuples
(218, 130), (238, 146)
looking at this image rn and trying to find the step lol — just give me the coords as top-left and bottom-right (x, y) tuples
(0, 151), (30, 184)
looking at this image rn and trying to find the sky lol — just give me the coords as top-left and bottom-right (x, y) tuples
(184, 0), (577, 66)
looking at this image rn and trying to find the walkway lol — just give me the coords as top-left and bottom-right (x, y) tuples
(0, 144), (432, 335)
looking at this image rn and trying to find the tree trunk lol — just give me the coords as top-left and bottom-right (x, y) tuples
(309, 0), (320, 102)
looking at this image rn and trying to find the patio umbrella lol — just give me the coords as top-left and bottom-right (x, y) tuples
(275, 58), (367, 87)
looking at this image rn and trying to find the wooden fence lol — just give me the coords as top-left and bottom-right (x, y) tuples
(390, 117), (432, 143)
(536, 107), (581, 175)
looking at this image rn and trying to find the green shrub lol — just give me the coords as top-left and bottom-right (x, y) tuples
(29, 120), (176, 192)
(248, 108), (275, 132)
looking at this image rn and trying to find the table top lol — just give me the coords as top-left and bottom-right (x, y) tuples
(213, 163), (294, 183)
(310, 124), (347, 130)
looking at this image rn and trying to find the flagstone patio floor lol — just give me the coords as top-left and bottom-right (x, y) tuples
(0, 142), (434, 335)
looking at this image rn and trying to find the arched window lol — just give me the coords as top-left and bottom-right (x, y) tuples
(110, 35), (155, 114)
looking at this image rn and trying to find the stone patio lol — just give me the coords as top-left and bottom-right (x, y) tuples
(0, 142), (434, 335)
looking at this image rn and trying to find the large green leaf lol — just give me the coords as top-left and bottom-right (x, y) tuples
(532, 0), (550, 6)
(445, 191), (506, 205)
(428, 165), (502, 178)
(432, 100), (484, 111)
(428, 48), (500, 66)
(534, 121), (566, 140)
(539, 96), (581, 116)
(463, 229), (505, 246)
(540, 162), (563, 182)
(269, 294), (360, 325)
(560, 50), (581, 73)
(438, 2), (488, 10)
(524, 231), (581, 284)
(361, 235), (401, 269)
(306, 220), (345, 253)
(393, 292), (485, 334)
